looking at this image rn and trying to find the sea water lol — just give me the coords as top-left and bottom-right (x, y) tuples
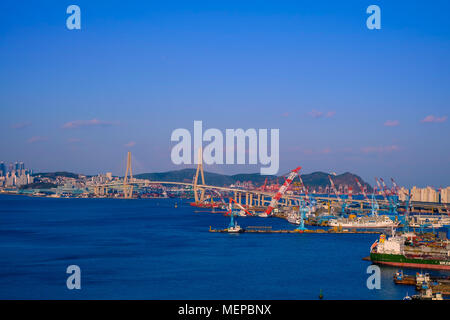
(0, 195), (446, 299)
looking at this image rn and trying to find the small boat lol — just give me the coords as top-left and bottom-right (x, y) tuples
(227, 225), (243, 233)
(412, 288), (443, 300)
(258, 212), (268, 218)
(394, 270), (416, 285)
(287, 213), (300, 225)
(403, 292), (412, 300)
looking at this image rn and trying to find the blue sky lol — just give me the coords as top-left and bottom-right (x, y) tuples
(0, 1), (449, 187)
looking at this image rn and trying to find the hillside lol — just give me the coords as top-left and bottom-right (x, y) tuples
(133, 169), (278, 186)
(19, 182), (58, 190)
(33, 172), (81, 179)
(134, 169), (372, 191)
(33, 169), (372, 192)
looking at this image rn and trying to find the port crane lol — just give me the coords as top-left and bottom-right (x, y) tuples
(210, 189), (227, 207)
(379, 178), (391, 197)
(375, 178), (388, 201)
(390, 178), (400, 195)
(297, 174), (310, 201)
(328, 175), (348, 214)
(401, 189), (413, 233)
(227, 197), (252, 216)
(387, 195), (399, 215)
(265, 166), (302, 216)
(224, 197), (253, 232)
(378, 178), (400, 215)
(328, 175), (340, 200)
(225, 198), (240, 232)
(370, 193), (380, 216)
(259, 178), (268, 191)
(354, 177), (369, 201)
(296, 199), (309, 231)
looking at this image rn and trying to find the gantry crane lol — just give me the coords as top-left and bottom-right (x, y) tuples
(375, 177), (388, 201)
(354, 177), (369, 201)
(329, 175), (348, 214)
(379, 178), (390, 197)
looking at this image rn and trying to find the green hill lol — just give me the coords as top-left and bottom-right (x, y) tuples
(33, 172), (80, 179)
(134, 169), (372, 191)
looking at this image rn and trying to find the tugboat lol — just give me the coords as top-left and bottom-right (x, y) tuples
(227, 212), (243, 233)
(225, 198), (245, 233)
(412, 288), (443, 300)
(394, 270), (416, 285)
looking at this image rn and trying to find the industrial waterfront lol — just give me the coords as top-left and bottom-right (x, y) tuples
(3, 194), (447, 300)
(1, 152), (450, 300)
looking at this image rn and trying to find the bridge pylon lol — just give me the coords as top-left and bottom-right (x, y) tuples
(193, 147), (206, 203)
(123, 151), (134, 199)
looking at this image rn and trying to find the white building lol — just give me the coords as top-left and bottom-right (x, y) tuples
(399, 186), (447, 203)
(441, 187), (450, 204)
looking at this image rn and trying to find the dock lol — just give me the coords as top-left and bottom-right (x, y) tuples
(428, 283), (450, 296)
(209, 226), (382, 234)
(390, 271), (450, 297)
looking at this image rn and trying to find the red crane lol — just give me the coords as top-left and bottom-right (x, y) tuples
(265, 166), (302, 216)
(390, 178), (400, 195)
(298, 175), (309, 201)
(260, 178), (268, 191)
(225, 197), (252, 216)
(375, 177), (387, 201)
(379, 178), (390, 197)
(354, 177), (369, 201)
(328, 175), (340, 199)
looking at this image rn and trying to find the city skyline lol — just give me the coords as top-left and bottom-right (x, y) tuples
(1, 1), (449, 188)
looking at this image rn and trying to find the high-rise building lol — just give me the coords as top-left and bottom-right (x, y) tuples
(440, 187), (450, 204)
(0, 162), (5, 177)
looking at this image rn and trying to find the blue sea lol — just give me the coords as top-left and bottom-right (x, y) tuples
(0, 194), (446, 300)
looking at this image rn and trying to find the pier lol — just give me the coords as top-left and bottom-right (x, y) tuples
(209, 226), (382, 234)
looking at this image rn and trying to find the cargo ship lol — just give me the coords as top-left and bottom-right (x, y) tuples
(369, 233), (450, 270)
(328, 215), (399, 229)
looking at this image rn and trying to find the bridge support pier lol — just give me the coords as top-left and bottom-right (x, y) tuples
(123, 151), (134, 199)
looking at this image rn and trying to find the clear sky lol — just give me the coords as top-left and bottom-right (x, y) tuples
(0, 1), (449, 188)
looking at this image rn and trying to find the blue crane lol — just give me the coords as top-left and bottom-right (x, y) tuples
(403, 190), (412, 233)
(371, 193), (379, 216)
(296, 199), (309, 231)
